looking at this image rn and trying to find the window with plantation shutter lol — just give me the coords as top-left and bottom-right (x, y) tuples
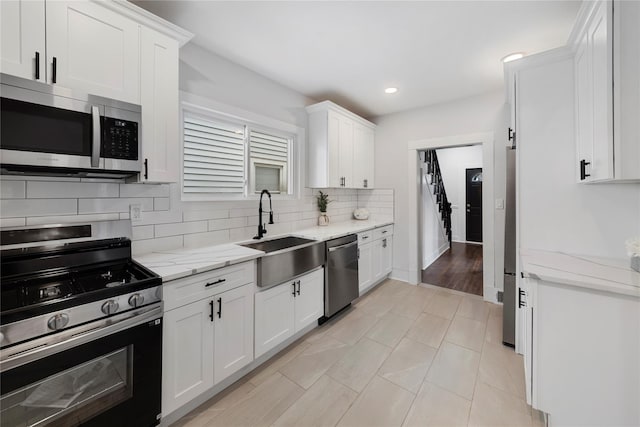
(180, 101), (298, 201)
(249, 130), (290, 193)
(183, 113), (246, 194)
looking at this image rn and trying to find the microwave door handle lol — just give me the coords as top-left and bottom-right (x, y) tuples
(91, 106), (101, 168)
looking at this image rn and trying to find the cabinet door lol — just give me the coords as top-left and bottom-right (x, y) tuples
(338, 115), (354, 187)
(0, 0), (45, 81)
(140, 26), (180, 183)
(372, 239), (383, 282)
(213, 284), (254, 384)
(358, 242), (374, 293)
(380, 236), (393, 276)
(46, 1), (140, 103)
(588, 0), (614, 181)
(353, 124), (375, 189)
(254, 281), (295, 358)
(294, 268), (324, 332)
(575, 29), (593, 181)
(162, 300), (214, 416)
(327, 111), (342, 188)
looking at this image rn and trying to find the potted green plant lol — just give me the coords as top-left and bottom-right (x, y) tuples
(317, 191), (331, 226)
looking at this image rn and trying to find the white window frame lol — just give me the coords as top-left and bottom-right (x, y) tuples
(179, 92), (304, 202)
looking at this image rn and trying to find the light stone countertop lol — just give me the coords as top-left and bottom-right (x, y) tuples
(135, 218), (393, 282)
(520, 249), (640, 298)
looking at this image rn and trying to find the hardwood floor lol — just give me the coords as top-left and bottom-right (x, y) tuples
(421, 242), (483, 296)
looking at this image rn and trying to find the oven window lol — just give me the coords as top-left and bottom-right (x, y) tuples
(0, 346), (133, 427)
(0, 98), (92, 156)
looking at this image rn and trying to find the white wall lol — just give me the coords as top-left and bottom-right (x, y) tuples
(517, 55), (640, 259)
(374, 90), (508, 285)
(421, 172), (449, 269)
(436, 145), (483, 242)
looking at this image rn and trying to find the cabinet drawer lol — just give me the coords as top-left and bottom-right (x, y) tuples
(358, 231), (373, 245)
(164, 261), (254, 311)
(374, 225), (393, 240)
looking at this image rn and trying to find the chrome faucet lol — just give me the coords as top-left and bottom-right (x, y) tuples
(254, 189), (274, 239)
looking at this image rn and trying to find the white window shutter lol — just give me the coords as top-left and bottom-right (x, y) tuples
(183, 114), (246, 194)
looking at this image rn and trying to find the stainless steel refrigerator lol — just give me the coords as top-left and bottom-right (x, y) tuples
(502, 146), (517, 347)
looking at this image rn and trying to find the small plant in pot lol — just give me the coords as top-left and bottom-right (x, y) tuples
(317, 191), (331, 226)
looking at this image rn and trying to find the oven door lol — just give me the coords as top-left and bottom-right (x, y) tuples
(0, 308), (162, 427)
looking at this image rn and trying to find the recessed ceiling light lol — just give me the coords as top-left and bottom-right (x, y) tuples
(385, 87), (398, 94)
(502, 52), (524, 63)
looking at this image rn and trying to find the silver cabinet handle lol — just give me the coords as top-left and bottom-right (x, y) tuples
(91, 105), (101, 168)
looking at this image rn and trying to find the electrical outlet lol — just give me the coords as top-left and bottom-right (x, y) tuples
(130, 204), (142, 223)
(495, 198), (504, 210)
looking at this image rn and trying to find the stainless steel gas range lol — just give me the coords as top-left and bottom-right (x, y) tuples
(0, 220), (163, 427)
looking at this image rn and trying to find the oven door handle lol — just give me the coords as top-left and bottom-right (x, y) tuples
(91, 105), (101, 168)
(0, 303), (162, 373)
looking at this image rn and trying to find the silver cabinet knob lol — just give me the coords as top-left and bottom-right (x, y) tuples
(129, 293), (144, 308)
(101, 300), (119, 315)
(47, 313), (69, 331)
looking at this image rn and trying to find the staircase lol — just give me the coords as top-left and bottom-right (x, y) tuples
(424, 150), (452, 245)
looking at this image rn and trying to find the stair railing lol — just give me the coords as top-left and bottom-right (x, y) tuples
(424, 150), (452, 245)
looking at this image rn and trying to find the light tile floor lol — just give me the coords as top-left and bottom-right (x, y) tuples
(172, 279), (544, 427)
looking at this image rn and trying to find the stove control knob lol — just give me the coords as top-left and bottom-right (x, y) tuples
(129, 294), (144, 308)
(0, 332), (4, 344)
(47, 313), (69, 331)
(101, 300), (119, 315)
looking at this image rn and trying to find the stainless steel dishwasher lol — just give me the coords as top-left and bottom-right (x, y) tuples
(324, 234), (359, 318)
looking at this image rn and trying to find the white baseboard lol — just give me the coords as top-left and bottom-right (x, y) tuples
(390, 269), (409, 282)
(422, 242), (450, 270)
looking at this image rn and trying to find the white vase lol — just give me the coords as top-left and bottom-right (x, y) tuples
(318, 213), (329, 226)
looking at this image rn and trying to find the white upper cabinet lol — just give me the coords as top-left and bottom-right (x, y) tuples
(307, 101), (376, 189)
(0, 0), (45, 81)
(353, 123), (375, 189)
(46, 1), (141, 104)
(139, 26), (180, 183)
(573, 0), (640, 182)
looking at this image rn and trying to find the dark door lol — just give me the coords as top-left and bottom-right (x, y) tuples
(466, 168), (483, 242)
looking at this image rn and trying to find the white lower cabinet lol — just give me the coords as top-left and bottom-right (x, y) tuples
(255, 268), (324, 358)
(358, 226), (393, 295)
(213, 284), (254, 384)
(162, 263), (254, 417)
(523, 276), (640, 425)
(162, 298), (214, 415)
(358, 242), (374, 293)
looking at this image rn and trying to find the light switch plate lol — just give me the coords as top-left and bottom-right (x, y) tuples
(495, 198), (504, 210)
(130, 204), (142, 223)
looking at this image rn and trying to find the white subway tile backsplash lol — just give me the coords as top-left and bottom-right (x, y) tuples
(120, 183), (170, 198)
(154, 198), (170, 211)
(0, 217), (26, 227)
(27, 181), (119, 199)
(78, 198), (153, 214)
(1, 199), (77, 217)
(1, 181), (26, 199)
(183, 210), (229, 222)
(26, 213), (120, 226)
(155, 221), (207, 238)
(132, 236), (183, 256)
(132, 225), (154, 241)
(208, 217), (246, 231)
(0, 176), (394, 255)
(184, 230), (230, 248)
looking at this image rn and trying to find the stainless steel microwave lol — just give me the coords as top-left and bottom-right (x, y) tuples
(0, 74), (141, 178)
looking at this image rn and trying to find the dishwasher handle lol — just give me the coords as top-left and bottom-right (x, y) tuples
(328, 241), (357, 253)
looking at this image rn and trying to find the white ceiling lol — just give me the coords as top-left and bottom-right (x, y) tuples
(135, 1), (581, 118)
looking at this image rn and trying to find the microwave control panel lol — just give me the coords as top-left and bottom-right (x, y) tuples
(101, 117), (139, 160)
